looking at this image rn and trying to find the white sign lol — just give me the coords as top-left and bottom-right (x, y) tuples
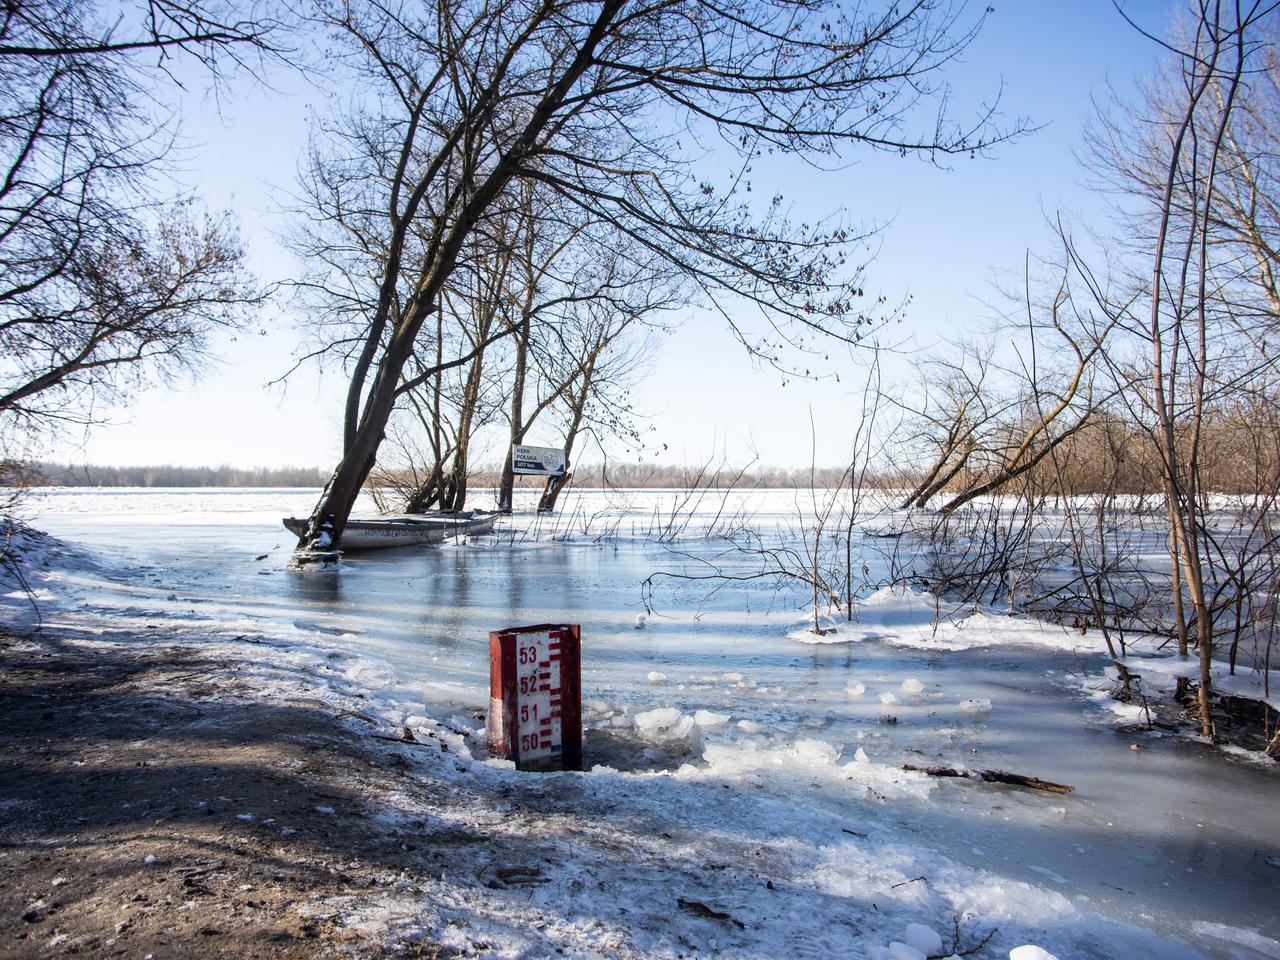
(512, 444), (566, 477)
(513, 629), (565, 766)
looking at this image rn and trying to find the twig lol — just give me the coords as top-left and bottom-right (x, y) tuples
(902, 763), (1074, 794)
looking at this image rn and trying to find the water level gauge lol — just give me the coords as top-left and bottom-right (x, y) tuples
(487, 624), (582, 771)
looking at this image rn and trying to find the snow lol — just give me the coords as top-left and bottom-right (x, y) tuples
(1110, 645), (1280, 713)
(1192, 922), (1280, 959)
(883, 943), (927, 960)
(792, 584), (1102, 654)
(902, 921), (944, 956)
(5, 488), (1279, 959)
(1009, 948), (1061, 960)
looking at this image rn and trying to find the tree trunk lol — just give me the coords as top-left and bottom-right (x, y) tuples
(405, 465), (443, 513)
(537, 469), (572, 514)
(498, 314), (530, 513)
(442, 346), (487, 512)
(295, 323), (420, 551)
(536, 357), (595, 514)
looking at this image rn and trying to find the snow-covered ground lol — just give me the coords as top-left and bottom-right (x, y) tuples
(4, 487), (1279, 959)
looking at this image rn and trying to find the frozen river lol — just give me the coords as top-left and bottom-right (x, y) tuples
(15, 486), (1280, 958)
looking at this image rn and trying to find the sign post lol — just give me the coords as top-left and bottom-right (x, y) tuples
(487, 624), (582, 771)
(511, 444), (567, 477)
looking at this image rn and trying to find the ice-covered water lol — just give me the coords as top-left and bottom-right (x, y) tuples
(17, 486), (1280, 957)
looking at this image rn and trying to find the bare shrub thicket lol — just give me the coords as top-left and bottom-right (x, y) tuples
(887, 3), (1280, 742)
(0, 1), (272, 444)
(0, 0), (274, 584)
(642, 353), (902, 632)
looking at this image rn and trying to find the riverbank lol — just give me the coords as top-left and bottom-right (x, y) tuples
(3, 510), (1279, 959)
(0, 629), (467, 959)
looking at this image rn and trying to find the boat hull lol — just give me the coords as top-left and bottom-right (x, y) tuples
(282, 512), (497, 551)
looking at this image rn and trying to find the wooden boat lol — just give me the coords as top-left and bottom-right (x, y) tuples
(282, 510), (498, 551)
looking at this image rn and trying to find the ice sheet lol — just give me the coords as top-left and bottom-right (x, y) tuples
(4, 488), (1279, 958)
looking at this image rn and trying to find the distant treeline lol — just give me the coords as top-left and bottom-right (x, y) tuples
(379, 461), (897, 491)
(20, 463), (332, 488)
(16, 460), (898, 490)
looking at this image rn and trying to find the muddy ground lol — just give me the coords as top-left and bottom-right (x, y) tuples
(0, 633), (466, 959)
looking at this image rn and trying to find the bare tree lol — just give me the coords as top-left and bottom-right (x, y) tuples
(0, 0), (276, 444)
(0, 208), (257, 429)
(288, 0), (1020, 555)
(894, 342), (997, 509)
(1077, 0), (1280, 737)
(495, 199), (685, 513)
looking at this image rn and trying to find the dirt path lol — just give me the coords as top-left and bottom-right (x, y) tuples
(0, 634), (458, 959)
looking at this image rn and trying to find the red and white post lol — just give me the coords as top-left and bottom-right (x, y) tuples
(487, 624), (582, 771)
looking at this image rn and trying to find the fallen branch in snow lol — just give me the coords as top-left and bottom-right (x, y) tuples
(372, 732), (450, 752)
(901, 764), (1075, 794)
(937, 920), (998, 958)
(890, 875), (925, 889)
(677, 898), (746, 929)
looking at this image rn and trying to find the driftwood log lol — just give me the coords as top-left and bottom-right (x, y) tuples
(901, 763), (1075, 794)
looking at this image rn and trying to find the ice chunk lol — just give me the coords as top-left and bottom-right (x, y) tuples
(903, 923), (943, 957)
(854, 747), (870, 763)
(646, 671), (667, 685)
(959, 698), (992, 715)
(879, 691), (899, 705)
(722, 672), (744, 682)
(901, 677), (925, 695)
(846, 680), (866, 697)
(1009, 948), (1059, 960)
(632, 713), (704, 758)
(886, 943), (926, 960)
(666, 716), (703, 749)
(737, 719), (765, 734)
(792, 739), (839, 765)
(634, 707), (682, 733)
(642, 746), (668, 763)
(634, 614), (647, 629)
(693, 710), (730, 729)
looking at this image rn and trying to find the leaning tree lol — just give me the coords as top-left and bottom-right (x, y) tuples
(290, 0), (1018, 555)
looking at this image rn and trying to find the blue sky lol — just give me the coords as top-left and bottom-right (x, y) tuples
(43, 0), (1179, 471)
